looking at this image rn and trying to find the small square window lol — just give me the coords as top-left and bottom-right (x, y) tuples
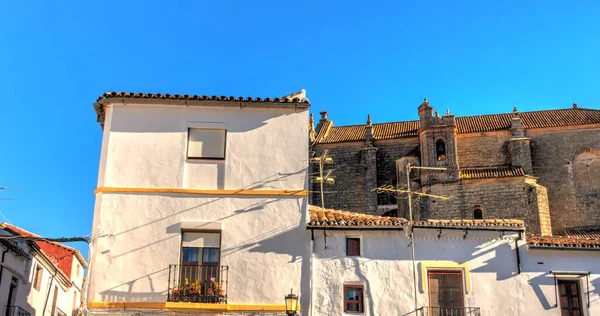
(344, 285), (364, 313)
(346, 238), (361, 256)
(187, 128), (226, 160)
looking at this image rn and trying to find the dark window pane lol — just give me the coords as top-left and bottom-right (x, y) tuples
(346, 303), (360, 312)
(183, 247), (199, 262)
(346, 238), (360, 256)
(203, 248), (220, 263)
(473, 209), (483, 220)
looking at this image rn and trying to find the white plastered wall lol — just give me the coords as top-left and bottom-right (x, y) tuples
(312, 229), (599, 316)
(87, 103), (311, 308)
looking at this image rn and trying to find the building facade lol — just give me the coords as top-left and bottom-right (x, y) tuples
(0, 223), (87, 316)
(309, 206), (600, 316)
(310, 100), (600, 235)
(87, 91), (312, 315)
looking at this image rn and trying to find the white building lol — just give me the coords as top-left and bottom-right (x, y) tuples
(87, 91), (311, 315)
(309, 206), (600, 316)
(0, 223), (87, 316)
(87, 90), (600, 316)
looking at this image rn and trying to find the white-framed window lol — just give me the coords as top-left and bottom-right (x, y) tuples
(187, 128), (226, 160)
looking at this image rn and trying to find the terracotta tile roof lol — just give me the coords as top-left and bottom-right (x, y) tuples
(308, 206), (524, 230)
(95, 91), (310, 104)
(314, 108), (600, 144)
(94, 90), (310, 127)
(415, 219), (526, 230)
(308, 205), (407, 228)
(460, 166), (525, 180)
(527, 235), (600, 249)
(564, 226), (600, 239)
(1, 223), (87, 278)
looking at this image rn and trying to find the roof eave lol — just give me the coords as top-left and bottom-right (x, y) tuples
(93, 97), (310, 128)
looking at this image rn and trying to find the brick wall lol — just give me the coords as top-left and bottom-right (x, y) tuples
(529, 126), (600, 234)
(456, 132), (511, 167)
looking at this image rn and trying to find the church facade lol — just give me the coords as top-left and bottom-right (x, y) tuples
(310, 100), (600, 235)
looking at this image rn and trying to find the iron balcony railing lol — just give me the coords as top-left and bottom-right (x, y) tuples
(418, 306), (481, 316)
(5, 306), (31, 316)
(167, 264), (228, 304)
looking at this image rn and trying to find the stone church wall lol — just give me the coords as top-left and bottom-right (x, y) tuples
(420, 177), (550, 235)
(456, 131), (512, 168)
(528, 126), (600, 234)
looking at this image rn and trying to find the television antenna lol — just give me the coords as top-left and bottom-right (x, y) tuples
(310, 150), (336, 249)
(372, 164), (450, 313)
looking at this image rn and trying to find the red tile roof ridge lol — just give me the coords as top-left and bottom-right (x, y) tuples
(527, 234), (600, 249)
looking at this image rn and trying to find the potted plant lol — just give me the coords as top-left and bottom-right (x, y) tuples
(189, 280), (200, 295)
(210, 277), (225, 296)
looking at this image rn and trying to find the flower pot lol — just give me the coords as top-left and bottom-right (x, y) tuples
(207, 289), (214, 295)
(217, 289), (225, 296)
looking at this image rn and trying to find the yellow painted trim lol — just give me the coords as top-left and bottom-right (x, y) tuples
(420, 261), (471, 293)
(94, 187), (309, 197)
(88, 301), (294, 311)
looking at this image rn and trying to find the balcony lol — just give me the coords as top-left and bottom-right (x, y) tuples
(5, 306), (31, 316)
(418, 306), (481, 316)
(167, 264), (228, 304)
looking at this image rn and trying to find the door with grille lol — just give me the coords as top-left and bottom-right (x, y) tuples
(428, 271), (465, 316)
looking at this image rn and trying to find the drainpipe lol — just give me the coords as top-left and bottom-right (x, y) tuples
(42, 266), (58, 316)
(0, 247), (9, 287)
(514, 231), (522, 274)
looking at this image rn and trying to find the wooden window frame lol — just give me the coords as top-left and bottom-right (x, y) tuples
(427, 270), (465, 310)
(346, 237), (361, 257)
(186, 128), (227, 161)
(343, 285), (364, 313)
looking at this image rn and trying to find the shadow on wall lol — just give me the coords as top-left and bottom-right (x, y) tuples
(109, 110), (297, 134)
(109, 170), (307, 238)
(99, 268), (169, 302)
(97, 185), (310, 305)
(469, 239), (519, 281)
(527, 273), (556, 310)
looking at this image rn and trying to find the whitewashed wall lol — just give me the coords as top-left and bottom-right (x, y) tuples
(88, 103), (311, 310)
(312, 228), (599, 316)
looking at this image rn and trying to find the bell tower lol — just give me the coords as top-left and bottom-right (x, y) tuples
(418, 98), (460, 184)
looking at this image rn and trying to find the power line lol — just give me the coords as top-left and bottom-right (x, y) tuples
(0, 235), (90, 244)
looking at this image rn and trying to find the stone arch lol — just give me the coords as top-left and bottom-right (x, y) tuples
(573, 147), (600, 193)
(435, 138), (447, 161)
(472, 206), (484, 220)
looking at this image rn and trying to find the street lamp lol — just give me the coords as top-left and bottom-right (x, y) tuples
(284, 289), (299, 316)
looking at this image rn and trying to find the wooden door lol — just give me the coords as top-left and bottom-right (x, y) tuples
(558, 280), (583, 316)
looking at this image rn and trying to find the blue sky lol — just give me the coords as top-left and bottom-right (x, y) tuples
(1, 0), (599, 258)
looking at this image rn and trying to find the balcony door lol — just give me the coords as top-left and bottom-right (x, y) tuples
(428, 271), (465, 315)
(180, 232), (221, 289)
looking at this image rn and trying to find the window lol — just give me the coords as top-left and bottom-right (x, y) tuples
(346, 238), (361, 256)
(473, 209), (483, 220)
(181, 232), (221, 265)
(344, 285), (364, 313)
(187, 128), (226, 160)
(558, 280), (583, 316)
(33, 265), (43, 291)
(573, 149), (600, 193)
(180, 232), (222, 290)
(436, 139), (446, 161)
(428, 271), (465, 310)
